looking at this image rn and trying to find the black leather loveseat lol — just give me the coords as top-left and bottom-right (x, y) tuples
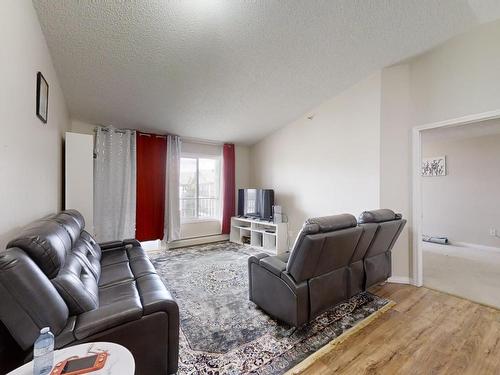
(0, 210), (179, 375)
(248, 209), (406, 327)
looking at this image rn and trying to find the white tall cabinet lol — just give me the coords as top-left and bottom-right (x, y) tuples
(65, 132), (94, 234)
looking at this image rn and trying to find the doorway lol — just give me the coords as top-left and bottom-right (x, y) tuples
(412, 111), (500, 308)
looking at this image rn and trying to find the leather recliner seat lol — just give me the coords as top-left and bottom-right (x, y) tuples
(248, 209), (406, 327)
(0, 210), (179, 375)
(358, 209), (407, 289)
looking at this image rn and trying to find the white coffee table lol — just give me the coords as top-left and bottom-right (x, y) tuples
(7, 342), (135, 375)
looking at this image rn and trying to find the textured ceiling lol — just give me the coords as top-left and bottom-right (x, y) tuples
(33, 0), (500, 145)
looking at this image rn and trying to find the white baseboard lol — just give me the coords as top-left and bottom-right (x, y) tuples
(167, 234), (229, 249)
(388, 276), (412, 285)
(452, 241), (500, 253)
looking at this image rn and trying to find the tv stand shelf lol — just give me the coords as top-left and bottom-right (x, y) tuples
(230, 216), (288, 254)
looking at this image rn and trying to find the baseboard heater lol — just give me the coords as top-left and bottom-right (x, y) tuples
(422, 235), (449, 245)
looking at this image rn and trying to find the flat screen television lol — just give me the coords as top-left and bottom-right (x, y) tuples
(238, 189), (274, 221)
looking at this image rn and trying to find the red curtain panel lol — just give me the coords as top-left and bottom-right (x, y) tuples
(136, 132), (167, 241)
(221, 143), (236, 234)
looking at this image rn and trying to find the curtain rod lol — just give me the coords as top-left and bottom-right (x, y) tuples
(93, 126), (226, 145)
(180, 136), (223, 146)
(93, 126), (135, 135)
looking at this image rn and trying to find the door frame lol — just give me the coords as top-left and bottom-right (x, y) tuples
(411, 109), (500, 286)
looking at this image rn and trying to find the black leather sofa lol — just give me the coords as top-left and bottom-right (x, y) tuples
(248, 209), (406, 327)
(0, 210), (179, 375)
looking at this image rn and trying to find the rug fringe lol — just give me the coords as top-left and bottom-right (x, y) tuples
(284, 300), (396, 374)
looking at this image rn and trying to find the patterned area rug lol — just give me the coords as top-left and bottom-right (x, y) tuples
(149, 242), (392, 374)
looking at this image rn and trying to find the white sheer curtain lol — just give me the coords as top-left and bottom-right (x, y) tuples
(164, 135), (181, 242)
(94, 126), (137, 242)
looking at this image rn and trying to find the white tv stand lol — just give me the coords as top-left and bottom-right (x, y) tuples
(230, 216), (288, 255)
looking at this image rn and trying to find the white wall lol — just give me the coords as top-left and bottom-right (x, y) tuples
(410, 19), (500, 127)
(0, 0), (70, 249)
(422, 134), (500, 248)
(235, 145), (251, 194)
(65, 132), (94, 234)
(378, 18), (500, 280)
(380, 64), (412, 280)
(71, 119), (95, 135)
(249, 19), (500, 282)
(251, 73), (381, 243)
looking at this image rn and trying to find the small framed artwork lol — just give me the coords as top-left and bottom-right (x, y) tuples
(36, 72), (49, 123)
(422, 156), (446, 177)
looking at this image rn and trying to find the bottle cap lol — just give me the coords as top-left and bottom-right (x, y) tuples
(40, 327), (50, 334)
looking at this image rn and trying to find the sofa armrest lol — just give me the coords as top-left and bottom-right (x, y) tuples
(74, 298), (143, 340)
(136, 275), (179, 317)
(248, 253), (270, 265)
(248, 253), (270, 300)
(99, 239), (141, 252)
(136, 274), (179, 373)
(123, 239), (141, 247)
(259, 256), (287, 277)
(98, 240), (125, 251)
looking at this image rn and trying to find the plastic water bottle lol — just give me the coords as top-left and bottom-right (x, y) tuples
(33, 327), (54, 375)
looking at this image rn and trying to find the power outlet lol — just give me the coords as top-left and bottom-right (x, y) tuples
(490, 228), (497, 237)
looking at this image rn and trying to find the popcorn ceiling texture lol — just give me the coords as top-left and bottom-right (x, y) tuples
(32, 0), (500, 144)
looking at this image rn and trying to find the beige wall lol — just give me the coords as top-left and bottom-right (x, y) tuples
(379, 18), (500, 280)
(0, 0), (70, 248)
(251, 73), (382, 244)
(410, 19), (500, 127)
(65, 132), (94, 234)
(71, 119), (95, 135)
(380, 64), (412, 280)
(250, 19), (500, 282)
(422, 134), (500, 248)
(235, 145), (251, 194)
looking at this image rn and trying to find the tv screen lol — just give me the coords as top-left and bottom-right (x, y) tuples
(238, 189), (274, 220)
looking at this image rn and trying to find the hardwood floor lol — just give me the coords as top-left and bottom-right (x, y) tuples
(297, 283), (500, 375)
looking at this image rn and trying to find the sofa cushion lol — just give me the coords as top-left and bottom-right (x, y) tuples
(100, 248), (129, 266)
(287, 223), (319, 265)
(75, 281), (143, 340)
(287, 214), (357, 280)
(79, 230), (102, 260)
(72, 238), (101, 281)
(363, 220), (406, 257)
(53, 212), (83, 245)
(51, 253), (99, 315)
(99, 262), (134, 287)
(7, 220), (71, 278)
(306, 213), (357, 232)
(358, 209), (397, 224)
(62, 209), (86, 229)
(129, 256), (157, 278)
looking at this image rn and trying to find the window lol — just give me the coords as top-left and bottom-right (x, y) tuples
(180, 156), (221, 221)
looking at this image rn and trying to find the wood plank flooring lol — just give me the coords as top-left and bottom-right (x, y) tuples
(297, 283), (500, 375)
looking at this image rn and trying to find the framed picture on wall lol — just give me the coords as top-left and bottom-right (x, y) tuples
(36, 72), (49, 123)
(422, 156), (446, 177)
